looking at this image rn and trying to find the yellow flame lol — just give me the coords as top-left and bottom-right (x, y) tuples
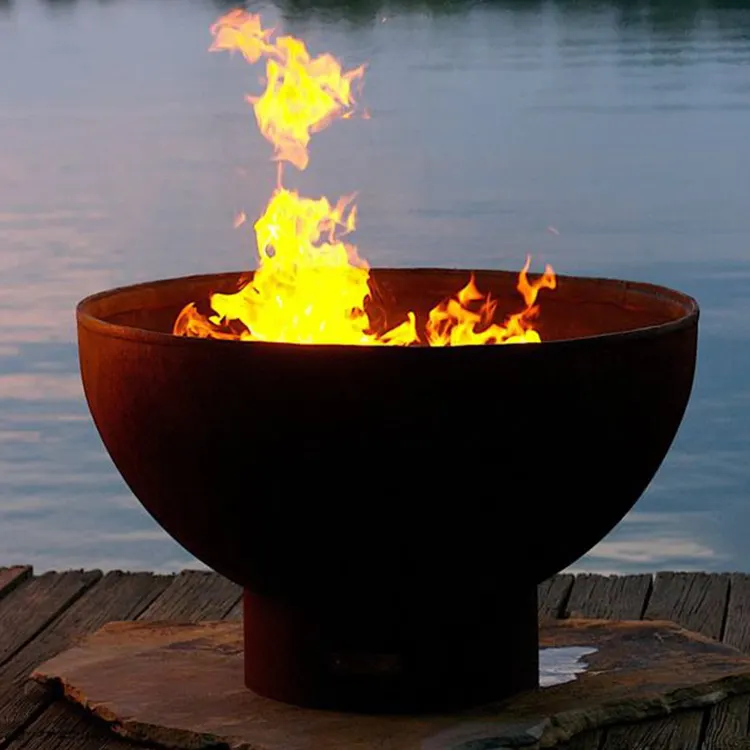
(210, 9), (364, 171)
(174, 12), (556, 347)
(424, 258), (556, 347)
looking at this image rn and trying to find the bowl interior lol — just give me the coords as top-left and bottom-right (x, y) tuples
(79, 267), (695, 344)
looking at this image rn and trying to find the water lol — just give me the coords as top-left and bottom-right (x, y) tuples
(0, 0), (748, 574)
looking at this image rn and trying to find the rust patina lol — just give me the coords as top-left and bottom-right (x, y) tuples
(76, 268), (699, 712)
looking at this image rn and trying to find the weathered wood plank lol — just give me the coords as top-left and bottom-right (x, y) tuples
(139, 570), (241, 621)
(0, 571), (102, 671)
(0, 681), (55, 747)
(225, 596), (243, 622)
(2, 696), (135, 750)
(644, 572), (730, 640)
(538, 574), (574, 619)
(702, 739), (750, 749)
(723, 575), (750, 653)
(0, 571), (168, 747)
(598, 572), (734, 750)
(561, 572), (703, 750)
(0, 571), (171, 684)
(0, 568), (32, 602)
(3, 571), (241, 749)
(702, 695), (750, 749)
(565, 574), (652, 620)
(699, 575), (750, 749)
(602, 712), (704, 749)
(562, 730), (604, 750)
(596, 574), (712, 750)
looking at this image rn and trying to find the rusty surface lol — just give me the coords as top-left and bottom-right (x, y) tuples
(76, 267), (699, 710)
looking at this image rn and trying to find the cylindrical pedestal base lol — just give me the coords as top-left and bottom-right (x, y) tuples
(243, 585), (539, 713)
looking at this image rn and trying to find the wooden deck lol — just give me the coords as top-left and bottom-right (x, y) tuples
(1, 568), (750, 750)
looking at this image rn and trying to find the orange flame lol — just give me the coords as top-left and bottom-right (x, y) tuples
(174, 12), (556, 347)
(425, 258), (556, 347)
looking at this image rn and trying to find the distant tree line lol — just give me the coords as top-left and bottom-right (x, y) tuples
(257, 0), (750, 33)
(14, 0), (750, 38)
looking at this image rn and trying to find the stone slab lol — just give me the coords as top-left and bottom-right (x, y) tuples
(31, 618), (750, 750)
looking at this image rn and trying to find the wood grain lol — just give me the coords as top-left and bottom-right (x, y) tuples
(565, 574), (652, 620)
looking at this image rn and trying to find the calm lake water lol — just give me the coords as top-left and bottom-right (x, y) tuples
(0, 0), (748, 574)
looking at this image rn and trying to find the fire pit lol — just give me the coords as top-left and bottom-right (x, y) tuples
(75, 11), (699, 715)
(76, 267), (697, 712)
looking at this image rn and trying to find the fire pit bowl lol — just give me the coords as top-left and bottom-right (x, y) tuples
(77, 267), (698, 713)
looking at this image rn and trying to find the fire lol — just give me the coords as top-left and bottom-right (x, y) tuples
(208, 10), (364, 171)
(174, 11), (556, 346)
(426, 259), (556, 347)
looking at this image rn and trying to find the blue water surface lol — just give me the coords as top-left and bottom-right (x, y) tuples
(0, 0), (748, 573)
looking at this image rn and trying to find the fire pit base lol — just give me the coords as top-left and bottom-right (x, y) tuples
(241, 586), (539, 712)
(32, 618), (750, 750)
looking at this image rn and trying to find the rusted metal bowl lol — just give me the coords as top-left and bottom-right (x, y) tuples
(77, 268), (698, 712)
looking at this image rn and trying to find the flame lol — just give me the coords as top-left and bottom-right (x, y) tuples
(174, 12), (556, 347)
(210, 9), (364, 172)
(425, 258), (556, 347)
